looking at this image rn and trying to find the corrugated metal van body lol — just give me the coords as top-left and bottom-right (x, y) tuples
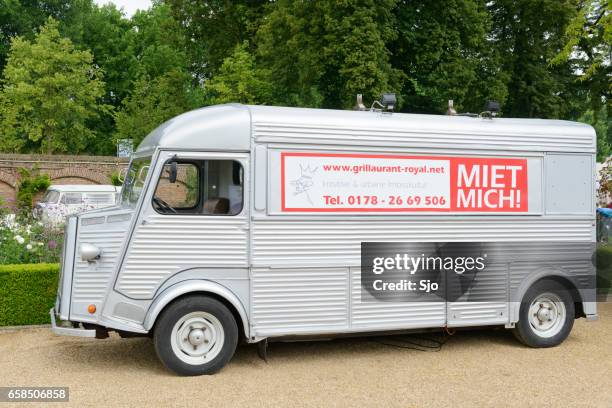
(247, 106), (595, 337)
(249, 106), (594, 153)
(117, 214), (249, 299)
(69, 209), (132, 323)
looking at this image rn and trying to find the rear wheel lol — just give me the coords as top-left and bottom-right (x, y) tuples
(154, 296), (238, 376)
(513, 279), (575, 348)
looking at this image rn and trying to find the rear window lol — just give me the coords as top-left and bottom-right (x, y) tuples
(60, 193), (83, 205)
(84, 193), (114, 205)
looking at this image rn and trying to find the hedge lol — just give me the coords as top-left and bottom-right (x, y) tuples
(0, 263), (59, 326)
(597, 245), (612, 295)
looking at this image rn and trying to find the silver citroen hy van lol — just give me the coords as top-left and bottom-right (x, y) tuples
(51, 104), (597, 375)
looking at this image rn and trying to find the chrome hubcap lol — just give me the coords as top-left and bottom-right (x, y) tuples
(527, 293), (565, 338)
(171, 312), (224, 365)
(188, 328), (206, 346)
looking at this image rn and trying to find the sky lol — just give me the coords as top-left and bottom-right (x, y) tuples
(94, 0), (152, 17)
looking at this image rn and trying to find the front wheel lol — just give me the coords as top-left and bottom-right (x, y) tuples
(513, 279), (575, 348)
(154, 296), (238, 376)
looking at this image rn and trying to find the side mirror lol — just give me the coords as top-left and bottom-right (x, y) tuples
(118, 167), (127, 183)
(168, 161), (177, 183)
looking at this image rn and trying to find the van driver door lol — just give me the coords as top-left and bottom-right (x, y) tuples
(115, 151), (249, 301)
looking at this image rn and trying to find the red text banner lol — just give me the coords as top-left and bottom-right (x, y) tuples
(280, 152), (528, 213)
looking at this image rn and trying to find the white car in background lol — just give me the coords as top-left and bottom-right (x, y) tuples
(34, 185), (120, 226)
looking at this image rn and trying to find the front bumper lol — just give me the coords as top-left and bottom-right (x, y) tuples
(49, 308), (96, 338)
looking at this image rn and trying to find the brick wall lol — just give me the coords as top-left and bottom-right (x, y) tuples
(0, 154), (129, 208)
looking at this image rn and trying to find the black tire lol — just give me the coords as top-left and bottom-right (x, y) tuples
(512, 279), (575, 348)
(154, 296), (238, 376)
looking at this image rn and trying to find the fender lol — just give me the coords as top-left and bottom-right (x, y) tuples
(509, 266), (583, 324)
(143, 279), (250, 338)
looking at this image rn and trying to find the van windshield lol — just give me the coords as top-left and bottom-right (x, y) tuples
(42, 190), (60, 204)
(121, 156), (152, 208)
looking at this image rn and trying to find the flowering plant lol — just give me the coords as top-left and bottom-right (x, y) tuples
(0, 213), (63, 264)
(38, 201), (97, 227)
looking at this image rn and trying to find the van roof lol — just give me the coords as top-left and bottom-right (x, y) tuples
(136, 104), (596, 155)
(48, 185), (119, 193)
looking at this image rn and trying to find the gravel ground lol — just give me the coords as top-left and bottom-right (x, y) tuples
(1, 303), (611, 408)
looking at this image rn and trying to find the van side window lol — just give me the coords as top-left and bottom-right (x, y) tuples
(204, 160), (243, 215)
(152, 159), (243, 216)
(60, 193), (83, 205)
(154, 162), (199, 210)
(84, 193), (114, 205)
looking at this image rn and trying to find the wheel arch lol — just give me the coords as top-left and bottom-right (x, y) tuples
(510, 268), (585, 323)
(143, 280), (249, 340)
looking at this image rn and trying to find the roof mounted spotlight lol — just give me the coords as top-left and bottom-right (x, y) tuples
(354, 94), (366, 111)
(381, 93), (396, 112)
(446, 100), (457, 116)
(371, 93), (396, 113)
(480, 100), (500, 119)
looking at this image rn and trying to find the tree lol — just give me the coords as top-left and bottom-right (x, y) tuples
(113, 3), (202, 147)
(165, 0), (268, 80)
(131, 3), (190, 79)
(0, 0), (93, 74)
(203, 42), (271, 104)
(580, 106), (610, 161)
(256, 0), (402, 109)
(65, 2), (192, 154)
(0, 18), (109, 154)
(253, 1), (326, 107)
(389, 0), (508, 114)
(15, 166), (50, 215)
(326, 0), (403, 108)
(114, 70), (202, 146)
(488, 0), (580, 118)
(0, 0), (608, 158)
(555, 0), (610, 120)
(66, 3), (137, 107)
(61, 2), (138, 155)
